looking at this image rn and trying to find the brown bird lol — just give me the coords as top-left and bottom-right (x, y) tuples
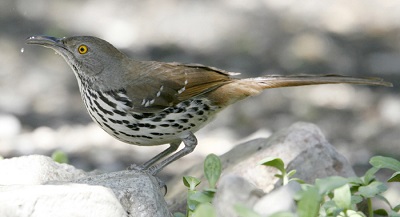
(26, 36), (392, 174)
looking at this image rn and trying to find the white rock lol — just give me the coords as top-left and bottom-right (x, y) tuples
(0, 155), (171, 217)
(0, 155), (86, 185)
(0, 184), (127, 217)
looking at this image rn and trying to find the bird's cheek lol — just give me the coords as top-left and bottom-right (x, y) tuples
(85, 59), (104, 76)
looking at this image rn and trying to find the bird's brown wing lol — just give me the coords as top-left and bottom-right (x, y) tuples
(124, 62), (235, 112)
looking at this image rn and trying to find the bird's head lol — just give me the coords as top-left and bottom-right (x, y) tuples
(26, 35), (128, 90)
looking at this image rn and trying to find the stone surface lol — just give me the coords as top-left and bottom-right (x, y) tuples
(0, 155), (171, 217)
(167, 122), (356, 213)
(0, 122), (359, 216)
(75, 170), (169, 217)
(213, 177), (300, 217)
(213, 175), (264, 217)
(0, 155), (86, 185)
(253, 181), (300, 216)
(0, 184), (127, 217)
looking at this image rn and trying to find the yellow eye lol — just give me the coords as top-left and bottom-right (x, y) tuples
(78, 45), (88, 54)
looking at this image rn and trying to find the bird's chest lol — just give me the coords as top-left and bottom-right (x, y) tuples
(80, 88), (220, 146)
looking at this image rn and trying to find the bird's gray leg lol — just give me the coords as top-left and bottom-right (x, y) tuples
(147, 131), (197, 175)
(128, 142), (180, 170)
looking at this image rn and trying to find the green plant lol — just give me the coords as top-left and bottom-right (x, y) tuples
(175, 153), (221, 217)
(176, 155), (400, 217)
(259, 157), (304, 185)
(261, 155), (400, 217)
(51, 150), (69, 164)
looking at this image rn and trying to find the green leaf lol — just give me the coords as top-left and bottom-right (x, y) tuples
(286, 170), (297, 178)
(370, 156), (400, 171)
(347, 177), (364, 186)
(192, 203), (216, 217)
(293, 184), (313, 200)
(189, 191), (214, 204)
(388, 171), (400, 182)
(173, 212), (185, 217)
(187, 190), (199, 212)
(351, 195), (364, 205)
(363, 167), (379, 184)
(51, 150), (69, 164)
(322, 200), (339, 216)
(204, 154), (222, 189)
(373, 209), (388, 216)
(315, 176), (348, 195)
(203, 188), (217, 193)
(234, 204), (261, 217)
(394, 204), (400, 212)
(358, 181), (387, 198)
(183, 176), (201, 190)
(297, 186), (321, 217)
(289, 178), (305, 184)
(333, 184), (351, 210)
(259, 157), (285, 174)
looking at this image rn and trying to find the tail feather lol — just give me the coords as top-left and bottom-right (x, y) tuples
(246, 74), (393, 89)
(206, 74), (392, 107)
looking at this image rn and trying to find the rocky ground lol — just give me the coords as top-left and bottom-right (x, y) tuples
(0, 123), (364, 216)
(1, 0), (399, 187)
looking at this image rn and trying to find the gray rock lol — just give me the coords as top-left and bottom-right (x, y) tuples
(0, 155), (170, 217)
(213, 178), (300, 217)
(75, 170), (169, 217)
(167, 122), (355, 214)
(213, 175), (264, 217)
(253, 181), (300, 216)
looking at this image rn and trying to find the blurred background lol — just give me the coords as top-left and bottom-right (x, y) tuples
(0, 0), (399, 188)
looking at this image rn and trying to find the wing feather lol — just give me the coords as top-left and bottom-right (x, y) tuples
(124, 61), (234, 112)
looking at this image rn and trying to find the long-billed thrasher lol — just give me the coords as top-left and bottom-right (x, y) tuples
(26, 35), (392, 175)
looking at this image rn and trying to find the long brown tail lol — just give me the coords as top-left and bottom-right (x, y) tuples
(247, 74), (393, 89)
(207, 74), (392, 107)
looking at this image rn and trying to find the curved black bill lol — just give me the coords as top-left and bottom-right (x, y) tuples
(26, 36), (63, 47)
